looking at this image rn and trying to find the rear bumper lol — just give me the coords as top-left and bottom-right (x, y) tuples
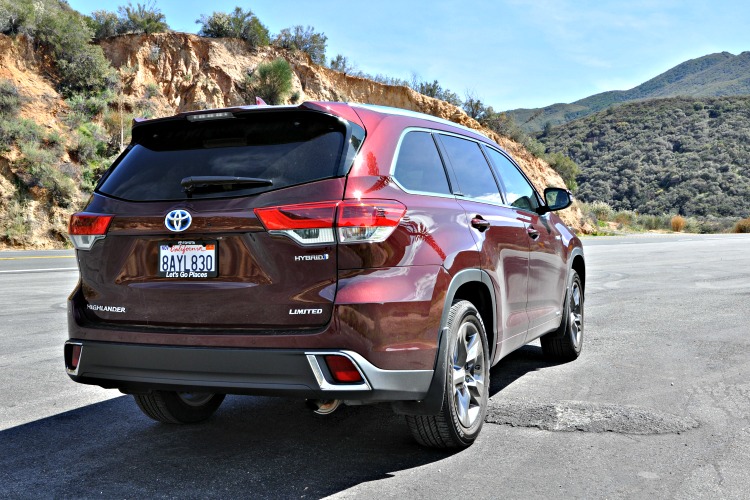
(65, 340), (433, 401)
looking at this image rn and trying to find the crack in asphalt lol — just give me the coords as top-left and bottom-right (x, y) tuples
(485, 398), (700, 434)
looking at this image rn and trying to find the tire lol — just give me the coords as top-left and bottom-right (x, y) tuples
(406, 300), (490, 448)
(541, 270), (584, 361)
(134, 391), (225, 424)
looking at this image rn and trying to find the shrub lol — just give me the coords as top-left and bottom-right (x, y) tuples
(196, 7), (270, 48)
(273, 25), (327, 65)
(1, 198), (31, 246)
(117, 2), (169, 34)
(71, 123), (109, 163)
(545, 152), (579, 191)
(0, 116), (43, 148)
(144, 82), (161, 99)
(638, 214), (665, 231)
(4, 0), (118, 96)
(66, 93), (110, 118)
(245, 58), (293, 105)
(587, 201), (614, 222)
(0, 79), (21, 116)
(733, 217), (750, 233)
(671, 215), (686, 232)
(614, 210), (636, 226)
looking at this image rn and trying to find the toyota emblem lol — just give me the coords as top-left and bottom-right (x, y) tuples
(165, 209), (192, 232)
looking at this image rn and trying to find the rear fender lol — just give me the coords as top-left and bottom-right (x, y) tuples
(392, 268), (496, 416)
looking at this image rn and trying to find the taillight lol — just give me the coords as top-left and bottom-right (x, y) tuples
(337, 200), (405, 243)
(254, 202), (337, 245)
(254, 200), (405, 245)
(68, 213), (113, 250)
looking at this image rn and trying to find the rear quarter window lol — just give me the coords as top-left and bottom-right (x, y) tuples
(393, 131), (452, 195)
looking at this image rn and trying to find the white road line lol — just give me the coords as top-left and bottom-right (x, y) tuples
(0, 268), (78, 274)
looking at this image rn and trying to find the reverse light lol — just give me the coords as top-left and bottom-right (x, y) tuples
(337, 200), (405, 243)
(254, 200), (405, 245)
(324, 355), (364, 383)
(68, 213), (113, 250)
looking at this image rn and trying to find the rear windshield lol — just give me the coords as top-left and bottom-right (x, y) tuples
(97, 110), (358, 201)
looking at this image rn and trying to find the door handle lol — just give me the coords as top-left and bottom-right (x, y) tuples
(471, 217), (491, 232)
(527, 226), (540, 239)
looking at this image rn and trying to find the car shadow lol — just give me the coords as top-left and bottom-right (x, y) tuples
(0, 394), (453, 498)
(488, 344), (564, 397)
(1, 346), (561, 498)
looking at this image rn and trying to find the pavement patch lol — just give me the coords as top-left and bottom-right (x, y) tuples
(486, 398), (699, 434)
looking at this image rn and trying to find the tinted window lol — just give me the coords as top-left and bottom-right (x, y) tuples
(393, 132), (451, 195)
(438, 134), (502, 204)
(486, 148), (540, 212)
(98, 111), (347, 201)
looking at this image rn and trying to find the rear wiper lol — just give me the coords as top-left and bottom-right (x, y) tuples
(181, 176), (273, 197)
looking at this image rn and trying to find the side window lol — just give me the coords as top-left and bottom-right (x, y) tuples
(438, 134), (503, 204)
(393, 131), (452, 195)
(485, 148), (540, 212)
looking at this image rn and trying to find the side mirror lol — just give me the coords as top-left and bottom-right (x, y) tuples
(542, 187), (573, 212)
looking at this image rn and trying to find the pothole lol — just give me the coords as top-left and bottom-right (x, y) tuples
(486, 398), (699, 435)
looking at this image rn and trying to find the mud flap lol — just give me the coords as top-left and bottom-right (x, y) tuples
(391, 327), (449, 416)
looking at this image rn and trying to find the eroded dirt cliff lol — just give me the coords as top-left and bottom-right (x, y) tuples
(1, 32), (587, 248)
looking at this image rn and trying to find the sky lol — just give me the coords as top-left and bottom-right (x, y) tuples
(66, 0), (750, 110)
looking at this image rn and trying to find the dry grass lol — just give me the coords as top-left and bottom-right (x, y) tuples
(671, 215), (686, 232)
(732, 217), (750, 233)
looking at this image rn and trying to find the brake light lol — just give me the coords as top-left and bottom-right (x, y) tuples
(254, 200), (405, 245)
(324, 355), (364, 383)
(255, 202), (337, 245)
(68, 213), (113, 250)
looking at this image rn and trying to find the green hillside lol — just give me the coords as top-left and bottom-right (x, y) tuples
(509, 52), (750, 132)
(539, 95), (750, 218)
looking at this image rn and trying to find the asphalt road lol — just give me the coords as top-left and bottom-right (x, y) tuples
(1, 234), (749, 498)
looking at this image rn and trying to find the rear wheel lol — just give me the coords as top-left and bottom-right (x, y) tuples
(134, 391), (225, 424)
(406, 300), (489, 448)
(541, 270), (584, 361)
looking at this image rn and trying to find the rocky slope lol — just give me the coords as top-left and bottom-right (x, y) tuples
(0, 32), (587, 248)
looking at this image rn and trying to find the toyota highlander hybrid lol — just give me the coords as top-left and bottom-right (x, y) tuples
(65, 101), (585, 448)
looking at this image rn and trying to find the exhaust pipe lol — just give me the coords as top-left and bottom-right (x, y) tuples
(306, 399), (342, 415)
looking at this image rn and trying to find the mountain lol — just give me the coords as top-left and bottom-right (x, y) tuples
(539, 95), (750, 218)
(508, 52), (750, 132)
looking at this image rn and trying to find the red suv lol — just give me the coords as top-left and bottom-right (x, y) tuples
(65, 102), (585, 448)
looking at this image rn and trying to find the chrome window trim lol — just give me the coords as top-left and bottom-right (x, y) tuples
(388, 127), (457, 200)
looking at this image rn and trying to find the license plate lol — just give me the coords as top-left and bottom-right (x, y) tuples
(158, 240), (218, 278)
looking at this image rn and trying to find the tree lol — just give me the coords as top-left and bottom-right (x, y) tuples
(245, 58), (293, 105)
(88, 10), (121, 39)
(117, 1), (168, 35)
(463, 91), (487, 121)
(196, 7), (269, 47)
(273, 25), (327, 65)
(329, 54), (356, 75)
(409, 77), (462, 107)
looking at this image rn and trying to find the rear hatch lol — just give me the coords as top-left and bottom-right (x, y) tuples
(71, 107), (364, 331)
